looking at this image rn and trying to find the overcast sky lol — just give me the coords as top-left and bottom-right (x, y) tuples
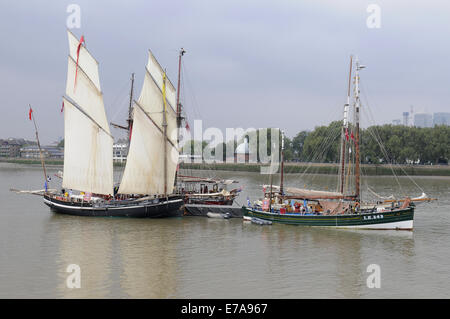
(0, 0), (449, 144)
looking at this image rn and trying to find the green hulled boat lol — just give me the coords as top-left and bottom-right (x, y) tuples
(243, 206), (414, 230)
(243, 56), (431, 230)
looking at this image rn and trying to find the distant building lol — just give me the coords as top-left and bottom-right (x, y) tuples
(402, 112), (409, 126)
(392, 119), (401, 125)
(113, 143), (128, 163)
(433, 112), (450, 126)
(20, 145), (43, 158)
(0, 141), (21, 157)
(414, 113), (433, 128)
(20, 145), (64, 159)
(45, 146), (64, 158)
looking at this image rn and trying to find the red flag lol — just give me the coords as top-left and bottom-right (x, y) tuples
(185, 122), (190, 132)
(74, 35), (85, 89)
(350, 131), (354, 141)
(28, 107), (33, 121)
(345, 128), (349, 141)
(61, 101), (64, 113)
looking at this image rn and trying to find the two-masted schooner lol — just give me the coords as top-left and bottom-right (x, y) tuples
(43, 31), (183, 217)
(243, 56), (434, 230)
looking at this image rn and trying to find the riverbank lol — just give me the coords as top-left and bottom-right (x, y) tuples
(0, 158), (126, 167)
(180, 162), (450, 176)
(1, 158), (449, 176)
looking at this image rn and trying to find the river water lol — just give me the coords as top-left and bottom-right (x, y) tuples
(0, 162), (449, 298)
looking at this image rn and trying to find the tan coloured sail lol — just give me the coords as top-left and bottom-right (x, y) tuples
(62, 31), (113, 195)
(118, 51), (179, 195)
(266, 185), (343, 198)
(283, 187), (343, 198)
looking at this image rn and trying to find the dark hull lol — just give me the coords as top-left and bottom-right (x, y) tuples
(243, 206), (415, 230)
(43, 195), (184, 218)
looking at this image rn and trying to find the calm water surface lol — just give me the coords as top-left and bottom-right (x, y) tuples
(0, 163), (449, 298)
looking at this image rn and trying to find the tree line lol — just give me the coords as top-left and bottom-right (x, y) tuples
(184, 123), (450, 165)
(283, 122), (450, 165)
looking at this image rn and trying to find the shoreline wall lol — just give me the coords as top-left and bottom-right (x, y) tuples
(1, 158), (449, 176)
(179, 162), (450, 176)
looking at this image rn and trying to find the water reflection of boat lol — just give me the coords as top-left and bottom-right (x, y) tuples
(54, 215), (113, 298)
(52, 215), (178, 298)
(244, 56), (434, 230)
(116, 220), (178, 298)
(251, 222), (415, 297)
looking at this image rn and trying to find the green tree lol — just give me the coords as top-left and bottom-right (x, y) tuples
(301, 121), (342, 163)
(291, 131), (309, 160)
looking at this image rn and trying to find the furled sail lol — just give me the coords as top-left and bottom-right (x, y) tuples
(62, 31), (114, 195)
(283, 187), (343, 198)
(118, 50), (179, 195)
(265, 185), (344, 199)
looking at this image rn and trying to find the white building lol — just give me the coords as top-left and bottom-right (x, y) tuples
(113, 143), (128, 163)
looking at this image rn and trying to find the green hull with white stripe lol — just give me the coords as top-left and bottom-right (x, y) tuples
(243, 206), (414, 230)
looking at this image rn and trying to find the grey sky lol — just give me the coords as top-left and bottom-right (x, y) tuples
(0, 0), (449, 144)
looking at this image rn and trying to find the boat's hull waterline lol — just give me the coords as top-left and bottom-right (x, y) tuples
(242, 206), (414, 230)
(43, 195), (184, 218)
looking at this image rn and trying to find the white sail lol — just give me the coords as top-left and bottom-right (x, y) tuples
(66, 31), (110, 132)
(118, 106), (178, 195)
(138, 52), (178, 145)
(146, 50), (177, 113)
(118, 51), (179, 195)
(62, 31), (113, 195)
(67, 30), (101, 92)
(62, 98), (114, 195)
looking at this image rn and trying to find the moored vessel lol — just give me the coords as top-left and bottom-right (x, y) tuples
(43, 31), (184, 217)
(243, 56), (433, 230)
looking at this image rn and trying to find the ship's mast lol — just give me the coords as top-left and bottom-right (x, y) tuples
(176, 48), (186, 141)
(29, 105), (48, 192)
(339, 56), (353, 194)
(110, 73), (135, 139)
(127, 73), (135, 140)
(269, 172), (273, 212)
(354, 58), (365, 203)
(162, 72), (168, 196)
(174, 48), (186, 189)
(280, 130), (285, 195)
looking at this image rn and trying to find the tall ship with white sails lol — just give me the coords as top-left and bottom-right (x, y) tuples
(43, 31), (184, 217)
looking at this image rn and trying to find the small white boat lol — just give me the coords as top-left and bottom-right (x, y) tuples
(251, 217), (272, 225)
(206, 212), (231, 219)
